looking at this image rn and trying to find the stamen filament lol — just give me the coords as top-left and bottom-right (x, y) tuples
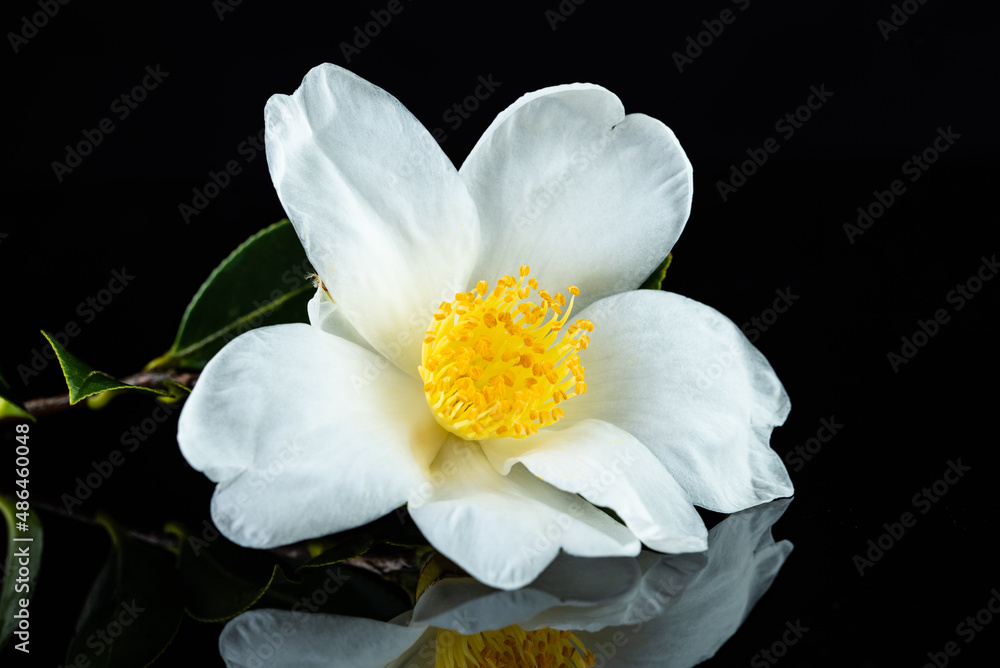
(419, 267), (593, 440)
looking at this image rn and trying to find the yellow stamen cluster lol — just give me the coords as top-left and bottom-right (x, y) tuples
(419, 266), (593, 440)
(434, 626), (596, 668)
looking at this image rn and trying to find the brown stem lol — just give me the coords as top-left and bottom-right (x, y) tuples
(3, 370), (200, 421)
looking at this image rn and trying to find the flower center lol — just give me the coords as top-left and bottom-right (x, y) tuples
(419, 266), (592, 440)
(434, 626), (596, 668)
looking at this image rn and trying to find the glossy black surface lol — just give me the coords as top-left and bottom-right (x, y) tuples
(2, 1), (996, 666)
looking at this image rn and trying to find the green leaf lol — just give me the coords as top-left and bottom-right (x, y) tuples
(0, 495), (43, 652)
(65, 515), (183, 668)
(262, 563), (412, 622)
(158, 380), (191, 403)
(0, 370), (33, 421)
(169, 523), (290, 623)
(640, 252), (673, 291)
(41, 332), (167, 405)
(298, 532), (376, 572)
(147, 220), (314, 370)
(298, 509), (427, 571)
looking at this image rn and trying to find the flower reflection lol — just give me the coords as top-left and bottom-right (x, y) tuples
(220, 500), (792, 667)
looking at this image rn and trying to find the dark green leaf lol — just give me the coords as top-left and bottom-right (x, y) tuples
(170, 523), (290, 623)
(298, 532), (376, 571)
(147, 220), (314, 370)
(640, 252), (673, 291)
(41, 332), (167, 405)
(0, 495), (43, 652)
(65, 515), (183, 668)
(297, 508), (428, 572)
(263, 563), (411, 622)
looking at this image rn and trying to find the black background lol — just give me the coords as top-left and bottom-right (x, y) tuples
(2, 1), (998, 666)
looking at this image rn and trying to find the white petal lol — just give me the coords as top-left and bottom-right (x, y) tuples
(178, 324), (447, 548)
(266, 63), (480, 376)
(577, 500), (793, 667)
(460, 84), (692, 309)
(563, 290), (793, 513)
(411, 554), (642, 634)
(481, 420), (707, 554)
(609, 550), (707, 629)
(407, 438), (639, 590)
(219, 609), (429, 667)
(306, 286), (375, 354)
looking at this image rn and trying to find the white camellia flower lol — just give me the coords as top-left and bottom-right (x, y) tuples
(218, 501), (793, 668)
(178, 63), (793, 591)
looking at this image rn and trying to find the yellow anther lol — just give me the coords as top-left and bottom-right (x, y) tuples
(418, 268), (593, 440)
(568, 285), (580, 296)
(519, 265), (530, 277)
